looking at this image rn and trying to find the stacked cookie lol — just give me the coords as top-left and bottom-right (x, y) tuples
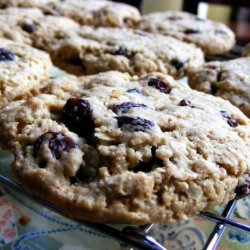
(188, 57), (250, 117)
(0, 0), (249, 225)
(0, 7), (205, 77)
(138, 11), (235, 55)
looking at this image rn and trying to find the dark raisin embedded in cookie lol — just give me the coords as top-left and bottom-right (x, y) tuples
(62, 98), (95, 137)
(220, 111), (238, 128)
(235, 176), (250, 199)
(210, 85), (218, 95)
(0, 48), (15, 62)
(184, 29), (199, 34)
(227, 119), (239, 128)
(115, 46), (127, 56)
(116, 116), (154, 132)
(112, 102), (147, 114)
(179, 99), (194, 108)
(70, 165), (97, 184)
(114, 46), (134, 58)
(217, 71), (223, 82)
(126, 88), (143, 95)
(21, 23), (36, 33)
(151, 146), (157, 156)
(147, 78), (171, 94)
(170, 59), (184, 72)
(33, 132), (77, 160)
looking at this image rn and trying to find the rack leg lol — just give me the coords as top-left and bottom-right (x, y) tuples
(203, 199), (238, 250)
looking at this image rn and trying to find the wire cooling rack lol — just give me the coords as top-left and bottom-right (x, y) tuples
(0, 175), (249, 250)
(0, 46), (249, 250)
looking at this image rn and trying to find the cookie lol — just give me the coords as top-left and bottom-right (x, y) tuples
(30, 15), (80, 51)
(0, 8), (204, 77)
(0, 71), (249, 224)
(0, 7), (79, 48)
(47, 26), (204, 77)
(0, 8), (44, 45)
(0, 0), (58, 8)
(0, 8), (80, 63)
(242, 43), (250, 57)
(0, 38), (52, 109)
(188, 57), (250, 117)
(138, 11), (235, 55)
(42, 0), (141, 28)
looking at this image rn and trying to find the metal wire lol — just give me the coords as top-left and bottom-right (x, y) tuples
(0, 175), (165, 250)
(202, 199), (238, 250)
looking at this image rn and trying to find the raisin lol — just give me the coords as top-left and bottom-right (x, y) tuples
(115, 46), (127, 56)
(217, 71), (222, 82)
(116, 116), (154, 132)
(210, 85), (218, 95)
(21, 23), (36, 33)
(0, 48), (15, 62)
(147, 78), (171, 94)
(227, 118), (239, 128)
(112, 102), (147, 114)
(170, 59), (184, 72)
(126, 88), (143, 95)
(33, 132), (77, 160)
(62, 98), (95, 137)
(113, 46), (134, 58)
(184, 29), (199, 34)
(70, 165), (97, 184)
(220, 111), (238, 128)
(179, 99), (194, 108)
(235, 177), (250, 199)
(133, 146), (163, 173)
(151, 146), (157, 156)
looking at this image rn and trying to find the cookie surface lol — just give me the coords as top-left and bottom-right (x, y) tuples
(0, 8), (44, 45)
(42, 0), (141, 27)
(0, 8), (80, 73)
(0, 38), (52, 109)
(0, 0), (58, 8)
(138, 11), (235, 55)
(30, 15), (80, 51)
(45, 26), (204, 77)
(188, 57), (250, 117)
(0, 71), (249, 224)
